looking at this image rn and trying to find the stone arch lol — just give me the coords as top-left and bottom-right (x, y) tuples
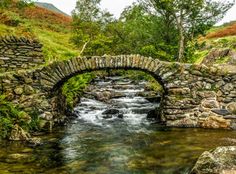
(39, 55), (182, 92)
(37, 55), (186, 124)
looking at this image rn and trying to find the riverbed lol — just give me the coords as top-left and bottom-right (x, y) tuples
(1, 76), (236, 174)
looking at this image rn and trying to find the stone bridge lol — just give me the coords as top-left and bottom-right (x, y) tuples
(1, 36), (236, 130)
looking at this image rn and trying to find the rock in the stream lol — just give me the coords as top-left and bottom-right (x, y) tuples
(102, 109), (120, 115)
(102, 109), (123, 119)
(191, 146), (236, 174)
(117, 114), (124, 119)
(147, 110), (157, 119)
(28, 137), (42, 146)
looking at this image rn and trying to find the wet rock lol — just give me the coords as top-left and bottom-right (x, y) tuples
(147, 110), (157, 119)
(102, 109), (123, 119)
(191, 146), (236, 174)
(112, 92), (126, 99)
(117, 114), (123, 119)
(95, 91), (112, 102)
(102, 109), (120, 115)
(9, 124), (31, 141)
(102, 115), (113, 119)
(28, 137), (42, 146)
(201, 116), (230, 129)
(6, 153), (32, 163)
(132, 108), (154, 114)
(145, 96), (162, 103)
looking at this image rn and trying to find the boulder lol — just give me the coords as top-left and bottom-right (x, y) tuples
(191, 146), (236, 174)
(28, 137), (42, 146)
(102, 109), (122, 119)
(147, 110), (157, 119)
(95, 91), (112, 102)
(227, 102), (236, 114)
(9, 124), (31, 141)
(201, 116), (230, 129)
(102, 109), (120, 115)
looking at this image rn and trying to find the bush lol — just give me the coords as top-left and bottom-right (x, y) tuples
(0, 95), (21, 139)
(0, 11), (22, 27)
(0, 0), (11, 9)
(62, 73), (96, 109)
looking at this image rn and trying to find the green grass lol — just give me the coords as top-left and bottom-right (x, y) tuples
(34, 28), (79, 63)
(0, 8), (79, 64)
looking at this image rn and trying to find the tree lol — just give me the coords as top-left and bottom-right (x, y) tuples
(139, 0), (235, 61)
(72, 0), (101, 22)
(72, 0), (115, 55)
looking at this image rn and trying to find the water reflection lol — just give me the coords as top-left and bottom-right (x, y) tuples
(0, 76), (236, 174)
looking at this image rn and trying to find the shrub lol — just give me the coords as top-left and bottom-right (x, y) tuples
(0, 11), (22, 27)
(62, 73), (96, 109)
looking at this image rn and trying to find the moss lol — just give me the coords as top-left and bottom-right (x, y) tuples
(62, 73), (96, 109)
(192, 50), (209, 64)
(215, 56), (230, 64)
(0, 95), (42, 139)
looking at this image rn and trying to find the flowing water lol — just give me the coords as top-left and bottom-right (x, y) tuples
(1, 76), (236, 174)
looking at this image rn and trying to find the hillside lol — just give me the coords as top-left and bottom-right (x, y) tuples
(193, 22), (236, 66)
(0, 1), (78, 63)
(35, 2), (69, 16)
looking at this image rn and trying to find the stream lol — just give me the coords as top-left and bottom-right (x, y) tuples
(1, 76), (236, 174)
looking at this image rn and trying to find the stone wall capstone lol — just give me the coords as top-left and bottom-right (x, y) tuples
(0, 36), (44, 73)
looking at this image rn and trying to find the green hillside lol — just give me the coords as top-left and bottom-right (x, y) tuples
(0, 1), (79, 63)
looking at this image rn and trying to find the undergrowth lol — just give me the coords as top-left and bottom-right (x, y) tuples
(0, 95), (40, 139)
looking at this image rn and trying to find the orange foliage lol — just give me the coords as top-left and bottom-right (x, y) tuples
(21, 6), (72, 27)
(206, 23), (236, 39)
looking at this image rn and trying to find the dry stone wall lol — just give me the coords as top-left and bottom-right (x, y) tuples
(0, 36), (44, 73)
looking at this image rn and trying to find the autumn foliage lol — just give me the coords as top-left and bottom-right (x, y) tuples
(0, 0), (72, 29)
(206, 22), (236, 39)
(22, 6), (72, 26)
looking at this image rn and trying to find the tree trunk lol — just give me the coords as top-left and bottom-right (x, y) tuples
(177, 15), (185, 62)
(178, 26), (185, 62)
(80, 40), (90, 56)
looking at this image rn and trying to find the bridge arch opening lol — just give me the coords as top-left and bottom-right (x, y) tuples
(39, 55), (183, 125)
(52, 69), (166, 123)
